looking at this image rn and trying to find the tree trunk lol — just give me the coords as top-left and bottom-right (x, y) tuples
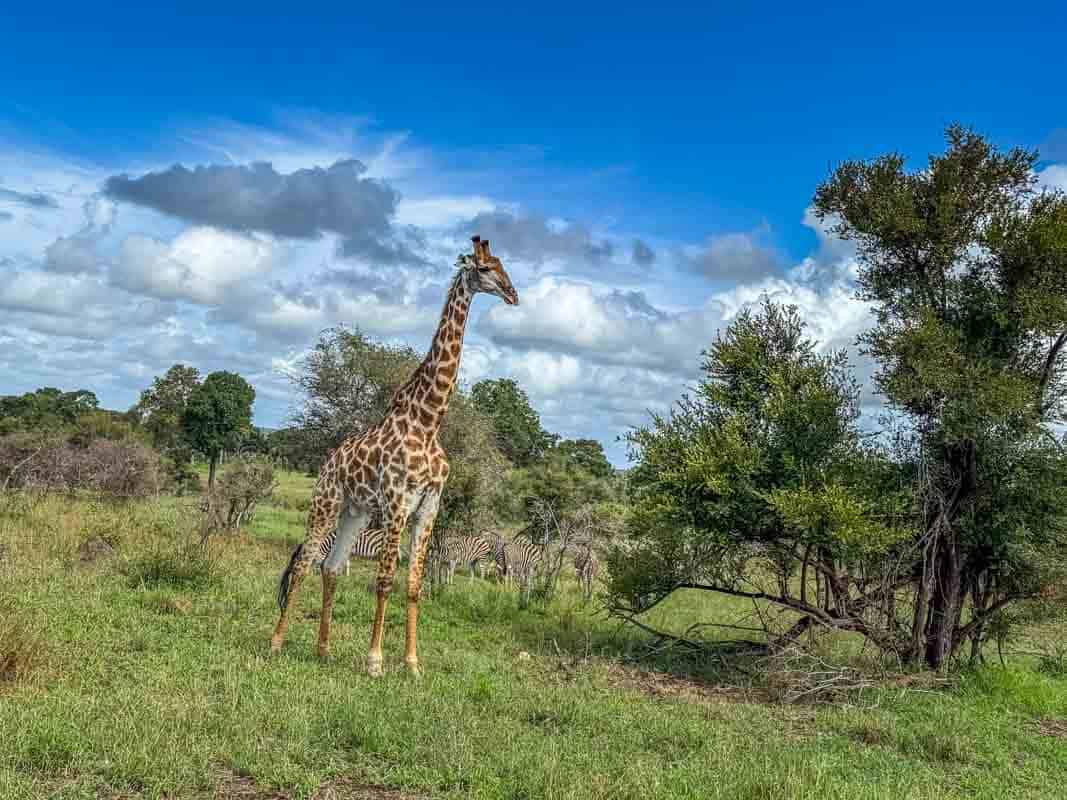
(208, 452), (218, 490)
(924, 532), (963, 669)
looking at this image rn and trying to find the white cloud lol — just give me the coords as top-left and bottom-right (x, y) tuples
(112, 227), (280, 305)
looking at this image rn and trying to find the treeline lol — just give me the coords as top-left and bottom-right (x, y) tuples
(0, 368), (257, 497)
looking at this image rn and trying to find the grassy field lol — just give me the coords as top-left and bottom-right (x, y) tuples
(1, 473), (1066, 799)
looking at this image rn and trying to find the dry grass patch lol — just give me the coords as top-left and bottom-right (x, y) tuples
(0, 598), (44, 685)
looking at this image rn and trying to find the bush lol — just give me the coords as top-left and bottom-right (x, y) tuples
(199, 456), (276, 539)
(0, 434), (160, 498)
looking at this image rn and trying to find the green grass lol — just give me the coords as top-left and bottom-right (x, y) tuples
(1, 478), (1065, 799)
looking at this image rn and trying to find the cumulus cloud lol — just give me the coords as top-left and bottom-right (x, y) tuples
(42, 195), (116, 275)
(460, 211), (615, 265)
(104, 159), (423, 265)
(686, 228), (783, 281)
(111, 227), (280, 305)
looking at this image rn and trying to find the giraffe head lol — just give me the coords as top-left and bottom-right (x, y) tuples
(462, 236), (519, 306)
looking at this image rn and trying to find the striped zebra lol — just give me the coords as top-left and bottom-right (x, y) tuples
(574, 548), (599, 602)
(442, 535), (493, 583)
(310, 526), (387, 577)
(499, 539), (542, 602)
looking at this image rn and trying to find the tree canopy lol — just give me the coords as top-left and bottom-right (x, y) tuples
(471, 378), (556, 466)
(181, 371), (255, 488)
(813, 124), (1067, 667)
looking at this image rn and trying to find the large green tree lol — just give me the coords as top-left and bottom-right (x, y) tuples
(471, 378), (556, 466)
(813, 124), (1067, 667)
(608, 300), (907, 649)
(132, 364), (201, 452)
(181, 371), (255, 488)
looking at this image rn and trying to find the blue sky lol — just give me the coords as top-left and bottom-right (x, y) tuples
(3, 4), (1067, 462)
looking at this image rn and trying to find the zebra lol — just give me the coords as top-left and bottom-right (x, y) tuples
(499, 539), (542, 602)
(442, 535), (493, 583)
(309, 526), (387, 577)
(574, 547), (599, 602)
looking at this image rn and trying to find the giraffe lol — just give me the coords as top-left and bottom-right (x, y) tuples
(270, 236), (518, 677)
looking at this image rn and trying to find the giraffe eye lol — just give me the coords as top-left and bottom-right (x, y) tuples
(478, 265), (492, 272)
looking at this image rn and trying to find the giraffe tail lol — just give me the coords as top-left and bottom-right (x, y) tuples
(277, 543), (304, 610)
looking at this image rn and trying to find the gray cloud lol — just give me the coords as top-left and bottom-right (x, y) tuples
(0, 187), (59, 209)
(104, 159), (422, 264)
(690, 231), (782, 281)
(632, 238), (656, 266)
(461, 211), (615, 265)
(0, 211), (11, 222)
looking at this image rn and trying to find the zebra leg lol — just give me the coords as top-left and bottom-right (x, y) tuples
(271, 490), (340, 655)
(368, 494), (411, 678)
(403, 488), (440, 677)
(318, 507), (370, 659)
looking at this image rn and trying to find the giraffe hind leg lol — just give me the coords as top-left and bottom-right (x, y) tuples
(271, 491), (340, 655)
(317, 507), (371, 659)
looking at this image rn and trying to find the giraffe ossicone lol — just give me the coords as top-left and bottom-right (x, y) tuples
(270, 236), (519, 676)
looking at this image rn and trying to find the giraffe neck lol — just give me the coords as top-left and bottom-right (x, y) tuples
(391, 270), (472, 438)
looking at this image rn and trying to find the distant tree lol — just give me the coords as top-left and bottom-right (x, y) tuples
(132, 364), (201, 452)
(813, 124), (1067, 668)
(288, 326), (417, 469)
(0, 387), (99, 432)
(181, 371), (255, 489)
(471, 378), (556, 466)
(552, 438), (614, 478)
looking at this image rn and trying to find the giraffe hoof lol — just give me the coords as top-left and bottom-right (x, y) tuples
(367, 656), (384, 678)
(317, 648), (332, 661)
(405, 659), (421, 679)
(269, 640), (282, 656)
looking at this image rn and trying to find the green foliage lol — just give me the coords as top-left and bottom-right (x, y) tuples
(552, 438), (614, 478)
(814, 123), (1067, 666)
(181, 371), (255, 486)
(471, 378), (557, 466)
(608, 299), (906, 634)
(131, 365), (201, 452)
(287, 326), (417, 469)
(0, 387), (99, 434)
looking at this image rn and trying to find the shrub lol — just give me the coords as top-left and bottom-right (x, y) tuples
(0, 434), (160, 498)
(125, 544), (218, 590)
(199, 456), (276, 540)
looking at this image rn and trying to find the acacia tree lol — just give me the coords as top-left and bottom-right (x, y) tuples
(607, 300), (910, 650)
(181, 371), (255, 489)
(813, 125), (1067, 667)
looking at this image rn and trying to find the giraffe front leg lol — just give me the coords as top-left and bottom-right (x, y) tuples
(404, 489), (441, 678)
